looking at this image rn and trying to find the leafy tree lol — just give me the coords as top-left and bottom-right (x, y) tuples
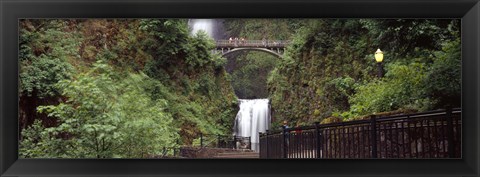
(20, 19), (79, 98)
(19, 20), (80, 131)
(360, 19), (459, 59)
(139, 19), (189, 67)
(185, 31), (217, 68)
(347, 62), (430, 117)
(424, 38), (461, 108)
(21, 61), (178, 158)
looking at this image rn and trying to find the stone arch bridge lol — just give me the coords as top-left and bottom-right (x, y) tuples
(214, 39), (290, 58)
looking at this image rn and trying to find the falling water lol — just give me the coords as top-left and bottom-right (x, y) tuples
(233, 99), (271, 151)
(188, 19), (225, 40)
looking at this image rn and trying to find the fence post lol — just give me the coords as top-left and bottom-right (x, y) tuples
(233, 136), (237, 149)
(315, 122), (321, 158)
(174, 139), (179, 157)
(282, 125), (288, 159)
(217, 135), (221, 148)
(200, 133), (203, 148)
(446, 107), (455, 158)
(266, 130), (269, 159)
(370, 115), (378, 158)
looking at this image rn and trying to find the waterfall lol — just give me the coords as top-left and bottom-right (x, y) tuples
(233, 99), (271, 151)
(188, 19), (225, 40)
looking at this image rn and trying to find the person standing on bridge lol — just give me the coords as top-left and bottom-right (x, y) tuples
(262, 38), (267, 47)
(240, 37), (245, 46)
(234, 37), (239, 47)
(229, 37), (233, 44)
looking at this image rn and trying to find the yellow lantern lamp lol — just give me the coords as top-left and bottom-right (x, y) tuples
(374, 49), (384, 63)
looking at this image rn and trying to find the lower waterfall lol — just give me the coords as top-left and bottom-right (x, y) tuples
(233, 99), (271, 151)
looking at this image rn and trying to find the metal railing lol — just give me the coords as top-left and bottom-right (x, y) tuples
(259, 108), (461, 159)
(152, 134), (253, 158)
(215, 39), (290, 48)
(194, 133), (251, 150)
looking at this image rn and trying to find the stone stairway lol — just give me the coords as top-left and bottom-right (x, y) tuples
(214, 151), (259, 158)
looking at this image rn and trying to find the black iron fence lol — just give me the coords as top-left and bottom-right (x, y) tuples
(155, 147), (181, 158)
(259, 108), (461, 159)
(155, 135), (251, 158)
(195, 133), (251, 150)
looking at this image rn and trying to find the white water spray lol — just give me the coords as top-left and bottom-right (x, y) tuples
(190, 19), (214, 37)
(188, 19), (225, 40)
(233, 99), (271, 151)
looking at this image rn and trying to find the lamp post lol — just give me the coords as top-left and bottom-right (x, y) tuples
(374, 49), (384, 78)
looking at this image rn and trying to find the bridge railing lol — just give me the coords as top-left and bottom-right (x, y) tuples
(215, 39), (290, 48)
(260, 108), (461, 159)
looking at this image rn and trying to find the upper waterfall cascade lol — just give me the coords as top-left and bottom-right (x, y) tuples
(189, 19), (225, 40)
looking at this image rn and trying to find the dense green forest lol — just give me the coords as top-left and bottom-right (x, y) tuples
(19, 19), (461, 158)
(19, 19), (237, 158)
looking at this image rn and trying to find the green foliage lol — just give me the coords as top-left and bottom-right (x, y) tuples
(185, 31), (216, 68)
(348, 62), (429, 117)
(229, 52), (278, 99)
(20, 119), (69, 158)
(224, 19), (302, 40)
(20, 55), (74, 98)
(139, 19), (190, 67)
(267, 19), (461, 125)
(360, 19), (459, 59)
(323, 77), (357, 111)
(139, 19), (238, 142)
(268, 19), (375, 125)
(425, 38), (461, 108)
(22, 61), (178, 158)
(19, 20), (79, 98)
(343, 38), (461, 119)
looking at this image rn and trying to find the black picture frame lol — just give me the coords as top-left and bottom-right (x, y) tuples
(1, 0), (479, 176)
